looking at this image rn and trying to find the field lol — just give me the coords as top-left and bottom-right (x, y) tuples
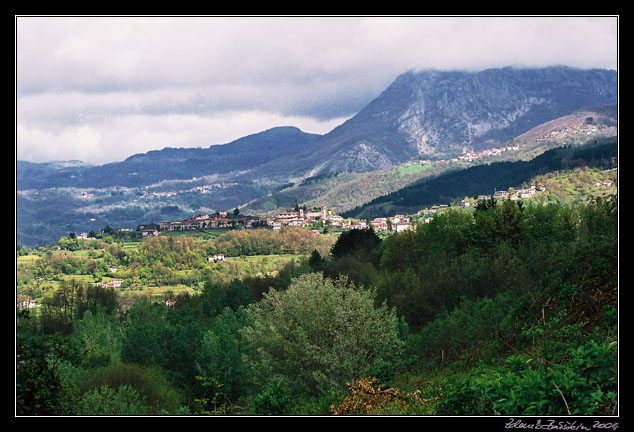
(15, 227), (323, 308)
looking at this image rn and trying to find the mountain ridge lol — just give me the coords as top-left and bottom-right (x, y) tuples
(239, 66), (616, 179)
(16, 66), (618, 247)
(17, 126), (321, 190)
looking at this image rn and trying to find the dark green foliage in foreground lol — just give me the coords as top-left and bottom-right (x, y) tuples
(438, 341), (617, 416)
(74, 363), (183, 415)
(15, 195), (617, 416)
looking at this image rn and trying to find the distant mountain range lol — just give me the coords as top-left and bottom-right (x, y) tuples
(17, 126), (320, 190)
(16, 66), (618, 247)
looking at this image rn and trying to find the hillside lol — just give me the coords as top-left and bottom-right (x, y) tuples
(244, 67), (616, 178)
(16, 67), (617, 247)
(17, 126), (321, 190)
(342, 137), (618, 219)
(243, 105), (617, 217)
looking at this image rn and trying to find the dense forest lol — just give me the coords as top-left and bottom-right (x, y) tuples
(16, 194), (617, 416)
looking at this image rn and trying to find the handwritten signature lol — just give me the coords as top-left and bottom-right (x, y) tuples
(505, 418), (619, 431)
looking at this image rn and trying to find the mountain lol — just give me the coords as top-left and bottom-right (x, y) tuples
(247, 66), (616, 178)
(17, 126), (321, 190)
(16, 127), (321, 247)
(16, 66), (618, 247)
(342, 137), (618, 219)
(241, 104), (618, 217)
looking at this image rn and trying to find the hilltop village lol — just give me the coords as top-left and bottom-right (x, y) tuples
(70, 167), (620, 243)
(122, 181), (559, 240)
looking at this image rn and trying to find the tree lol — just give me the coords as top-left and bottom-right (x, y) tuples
(74, 363), (182, 415)
(308, 249), (324, 271)
(74, 309), (123, 368)
(16, 333), (67, 415)
(330, 227), (380, 260)
(241, 273), (404, 399)
(196, 307), (251, 402)
(121, 298), (171, 368)
(77, 385), (147, 415)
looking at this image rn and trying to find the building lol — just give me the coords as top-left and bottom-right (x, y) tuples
(17, 299), (38, 309)
(395, 222), (414, 233)
(372, 222), (389, 231)
(209, 254), (226, 263)
(108, 279), (123, 288)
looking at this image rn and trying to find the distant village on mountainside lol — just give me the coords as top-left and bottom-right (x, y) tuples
(72, 177), (596, 243)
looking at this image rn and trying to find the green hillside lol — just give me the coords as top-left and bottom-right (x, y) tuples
(343, 137), (617, 219)
(17, 193), (618, 416)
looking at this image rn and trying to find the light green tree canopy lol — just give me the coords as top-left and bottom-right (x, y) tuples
(241, 272), (404, 397)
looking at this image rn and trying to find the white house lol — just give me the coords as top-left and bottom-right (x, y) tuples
(17, 299), (38, 309)
(209, 254), (226, 263)
(395, 222), (414, 233)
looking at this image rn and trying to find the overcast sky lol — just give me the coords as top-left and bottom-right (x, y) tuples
(15, 16), (618, 165)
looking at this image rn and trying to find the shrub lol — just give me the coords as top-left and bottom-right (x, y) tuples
(252, 381), (293, 415)
(437, 340), (617, 416)
(241, 273), (404, 402)
(77, 384), (147, 415)
(74, 363), (182, 415)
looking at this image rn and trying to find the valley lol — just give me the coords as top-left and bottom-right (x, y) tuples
(16, 64), (619, 418)
(17, 101), (617, 248)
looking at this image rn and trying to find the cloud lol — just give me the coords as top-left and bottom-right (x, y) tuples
(15, 16), (618, 165)
(17, 110), (348, 164)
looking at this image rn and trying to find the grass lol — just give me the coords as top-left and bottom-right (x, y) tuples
(120, 284), (198, 300)
(17, 255), (41, 265)
(159, 229), (228, 242)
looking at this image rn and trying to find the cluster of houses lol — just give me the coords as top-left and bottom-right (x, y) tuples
(95, 279), (123, 289)
(156, 212), (266, 234)
(72, 173), (615, 250)
(17, 299), (39, 309)
(594, 179), (614, 188)
(450, 145), (520, 163)
(489, 184), (548, 200)
(208, 254), (226, 263)
(266, 206), (343, 230)
(536, 122), (601, 142)
(138, 182), (239, 200)
(135, 181), (555, 241)
(369, 215), (414, 233)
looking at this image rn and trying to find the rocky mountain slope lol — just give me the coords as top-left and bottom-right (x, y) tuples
(241, 104), (617, 217)
(16, 66), (618, 246)
(248, 66), (616, 178)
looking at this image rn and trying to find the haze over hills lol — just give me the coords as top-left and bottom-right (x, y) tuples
(16, 66), (618, 247)
(17, 126), (321, 190)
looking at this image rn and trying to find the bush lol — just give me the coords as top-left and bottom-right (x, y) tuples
(77, 384), (147, 415)
(412, 295), (512, 367)
(437, 340), (617, 416)
(241, 273), (404, 403)
(252, 381), (293, 415)
(74, 363), (182, 415)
